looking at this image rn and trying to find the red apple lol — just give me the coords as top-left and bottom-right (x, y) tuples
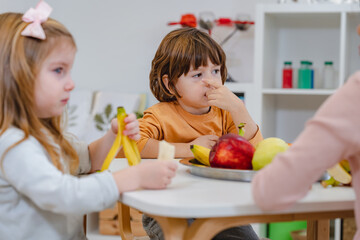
(209, 133), (255, 170)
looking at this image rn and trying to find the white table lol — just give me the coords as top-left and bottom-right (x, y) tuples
(111, 159), (356, 240)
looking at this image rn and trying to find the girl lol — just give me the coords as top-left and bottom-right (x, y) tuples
(139, 28), (263, 240)
(0, 2), (177, 240)
(137, 27), (263, 159)
(252, 24), (360, 239)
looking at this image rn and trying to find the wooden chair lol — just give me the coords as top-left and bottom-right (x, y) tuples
(117, 202), (149, 240)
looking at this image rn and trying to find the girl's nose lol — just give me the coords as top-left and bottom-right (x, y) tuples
(65, 77), (75, 92)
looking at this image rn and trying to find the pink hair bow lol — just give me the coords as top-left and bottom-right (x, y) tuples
(21, 0), (53, 40)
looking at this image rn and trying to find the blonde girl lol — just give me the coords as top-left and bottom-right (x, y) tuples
(0, 2), (177, 239)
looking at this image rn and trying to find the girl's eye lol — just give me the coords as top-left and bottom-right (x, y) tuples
(54, 67), (63, 74)
(193, 73), (202, 78)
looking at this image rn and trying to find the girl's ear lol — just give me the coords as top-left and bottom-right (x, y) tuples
(162, 74), (174, 94)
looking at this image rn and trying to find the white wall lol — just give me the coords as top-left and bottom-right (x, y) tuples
(1, 0), (275, 105)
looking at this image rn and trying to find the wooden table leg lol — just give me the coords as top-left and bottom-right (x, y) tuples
(150, 215), (188, 240)
(307, 219), (330, 240)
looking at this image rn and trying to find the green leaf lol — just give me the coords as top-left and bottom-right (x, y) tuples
(94, 114), (105, 124)
(96, 124), (104, 131)
(135, 111), (143, 119)
(105, 104), (112, 119)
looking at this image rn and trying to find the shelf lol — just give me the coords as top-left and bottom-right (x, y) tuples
(253, 3), (359, 142)
(262, 88), (336, 95)
(224, 82), (255, 93)
(259, 3), (360, 13)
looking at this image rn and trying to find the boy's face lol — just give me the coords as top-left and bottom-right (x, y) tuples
(174, 59), (222, 115)
(34, 41), (76, 118)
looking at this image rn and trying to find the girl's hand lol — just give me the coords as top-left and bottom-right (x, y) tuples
(203, 79), (242, 112)
(112, 160), (178, 193)
(110, 113), (140, 141)
(136, 161), (178, 189)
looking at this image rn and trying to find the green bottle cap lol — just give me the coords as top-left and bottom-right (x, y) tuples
(284, 61), (292, 65)
(325, 61), (333, 65)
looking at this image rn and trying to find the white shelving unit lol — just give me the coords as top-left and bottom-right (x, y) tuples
(245, 3), (359, 239)
(252, 3), (360, 142)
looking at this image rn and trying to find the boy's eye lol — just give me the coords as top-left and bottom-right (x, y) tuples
(213, 69), (220, 74)
(193, 73), (202, 78)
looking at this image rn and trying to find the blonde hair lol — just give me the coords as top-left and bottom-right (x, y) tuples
(0, 12), (79, 174)
(150, 27), (227, 102)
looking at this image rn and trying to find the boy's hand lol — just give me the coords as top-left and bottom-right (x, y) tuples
(190, 135), (219, 149)
(203, 78), (242, 112)
(110, 113), (140, 141)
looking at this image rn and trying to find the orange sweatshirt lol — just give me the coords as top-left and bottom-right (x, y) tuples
(137, 102), (263, 152)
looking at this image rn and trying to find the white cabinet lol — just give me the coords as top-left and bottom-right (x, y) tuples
(250, 3), (360, 142)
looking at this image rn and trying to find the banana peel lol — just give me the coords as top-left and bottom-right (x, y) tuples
(100, 107), (141, 171)
(118, 107), (141, 166)
(190, 144), (210, 166)
(100, 107), (123, 171)
(321, 176), (341, 188)
(340, 159), (351, 172)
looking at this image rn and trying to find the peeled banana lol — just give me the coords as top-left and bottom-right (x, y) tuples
(190, 145), (210, 166)
(327, 162), (352, 184)
(100, 106), (141, 171)
(158, 140), (175, 161)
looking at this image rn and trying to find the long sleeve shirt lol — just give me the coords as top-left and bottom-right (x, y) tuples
(137, 102), (263, 152)
(252, 71), (360, 239)
(0, 128), (119, 240)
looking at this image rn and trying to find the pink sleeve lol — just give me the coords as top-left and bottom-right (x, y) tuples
(252, 72), (360, 211)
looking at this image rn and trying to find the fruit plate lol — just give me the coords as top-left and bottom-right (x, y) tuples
(179, 158), (257, 182)
(180, 158), (330, 182)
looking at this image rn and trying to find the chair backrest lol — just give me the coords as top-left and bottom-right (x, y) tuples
(66, 91), (147, 144)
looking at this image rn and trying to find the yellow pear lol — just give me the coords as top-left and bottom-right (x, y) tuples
(252, 137), (289, 170)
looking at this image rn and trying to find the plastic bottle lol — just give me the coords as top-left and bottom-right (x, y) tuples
(282, 61), (293, 88)
(322, 61), (336, 89)
(298, 61), (312, 89)
(309, 61), (314, 89)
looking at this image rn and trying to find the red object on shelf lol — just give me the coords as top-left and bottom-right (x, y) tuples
(216, 17), (254, 26)
(168, 14), (197, 28)
(282, 68), (293, 88)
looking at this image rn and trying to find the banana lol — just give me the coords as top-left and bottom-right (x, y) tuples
(158, 140), (175, 161)
(340, 159), (351, 172)
(118, 107), (141, 166)
(327, 162), (352, 184)
(101, 107), (123, 171)
(321, 176), (340, 188)
(100, 107), (141, 171)
(190, 145), (210, 166)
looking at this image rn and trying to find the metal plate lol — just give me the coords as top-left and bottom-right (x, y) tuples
(180, 158), (330, 182)
(179, 158), (257, 182)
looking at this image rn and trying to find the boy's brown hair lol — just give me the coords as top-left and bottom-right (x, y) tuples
(150, 27), (227, 102)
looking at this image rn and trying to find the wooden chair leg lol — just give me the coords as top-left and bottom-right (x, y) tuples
(117, 202), (134, 240)
(307, 219), (330, 240)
